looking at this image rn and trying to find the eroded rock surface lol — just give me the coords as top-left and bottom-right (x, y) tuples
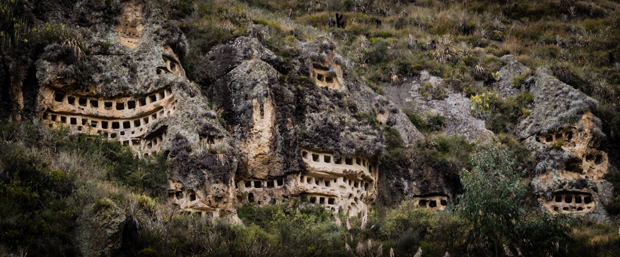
(384, 71), (493, 143)
(35, 1), (237, 221)
(193, 36), (419, 217)
(516, 66), (612, 219)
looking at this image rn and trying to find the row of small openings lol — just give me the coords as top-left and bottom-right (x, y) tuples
(552, 205), (592, 212)
(552, 194), (593, 204)
(315, 73), (335, 84)
(300, 175), (369, 190)
(302, 151), (371, 168)
(44, 108), (170, 132)
(419, 198), (448, 208)
(246, 193), (273, 205)
(167, 190), (197, 201)
(53, 89), (172, 110)
(538, 130), (574, 144)
(119, 134), (163, 150)
(43, 111), (168, 142)
(309, 196), (336, 205)
(243, 178), (284, 189)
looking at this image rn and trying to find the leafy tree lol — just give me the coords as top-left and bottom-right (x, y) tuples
(458, 144), (570, 257)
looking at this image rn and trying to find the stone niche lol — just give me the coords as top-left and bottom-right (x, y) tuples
(310, 63), (341, 89)
(235, 148), (378, 218)
(536, 112), (608, 181)
(158, 47), (186, 77)
(117, 0), (145, 48)
(167, 182), (224, 218)
(39, 86), (176, 156)
(542, 191), (596, 215)
(309, 44), (344, 90)
(414, 195), (449, 211)
(300, 149), (377, 217)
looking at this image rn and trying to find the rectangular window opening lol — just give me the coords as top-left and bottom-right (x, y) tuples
(139, 98), (147, 106)
(328, 198), (335, 204)
(134, 120), (141, 127)
(90, 100), (98, 108)
(101, 121), (109, 129)
(277, 178), (283, 186)
(312, 154), (319, 162)
(254, 181), (262, 188)
(82, 119), (88, 126)
(104, 102), (113, 110)
(67, 97), (75, 105)
(78, 98), (87, 106)
(324, 155), (331, 163)
(245, 181), (252, 188)
(159, 91), (165, 100)
(70, 117), (77, 125)
(112, 122), (120, 129)
(54, 92), (65, 102)
(319, 197), (325, 204)
(267, 181), (275, 188)
(149, 95), (157, 103)
(123, 121), (131, 129)
(116, 102), (125, 110)
(345, 158), (353, 165)
(127, 100), (136, 109)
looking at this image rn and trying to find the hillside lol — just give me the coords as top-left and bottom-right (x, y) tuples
(1, 0), (620, 256)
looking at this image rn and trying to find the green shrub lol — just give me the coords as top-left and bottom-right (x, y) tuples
(0, 144), (77, 256)
(512, 70), (534, 88)
(365, 38), (391, 65)
(420, 82), (448, 100)
(458, 144), (570, 256)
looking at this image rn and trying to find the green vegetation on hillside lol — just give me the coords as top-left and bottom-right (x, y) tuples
(0, 122), (166, 256)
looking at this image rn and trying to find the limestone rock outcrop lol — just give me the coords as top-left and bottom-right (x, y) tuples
(384, 71), (494, 143)
(193, 36), (420, 217)
(516, 66), (612, 220)
(35, 1), (238, 220)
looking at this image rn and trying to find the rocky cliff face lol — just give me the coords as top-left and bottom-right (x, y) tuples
(5, 1), (619, 255)
(33, 0), (240, 222)
(192, 35), (425, 218)
(29, 0), (428, 223)
(517, 66), (612, 221)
